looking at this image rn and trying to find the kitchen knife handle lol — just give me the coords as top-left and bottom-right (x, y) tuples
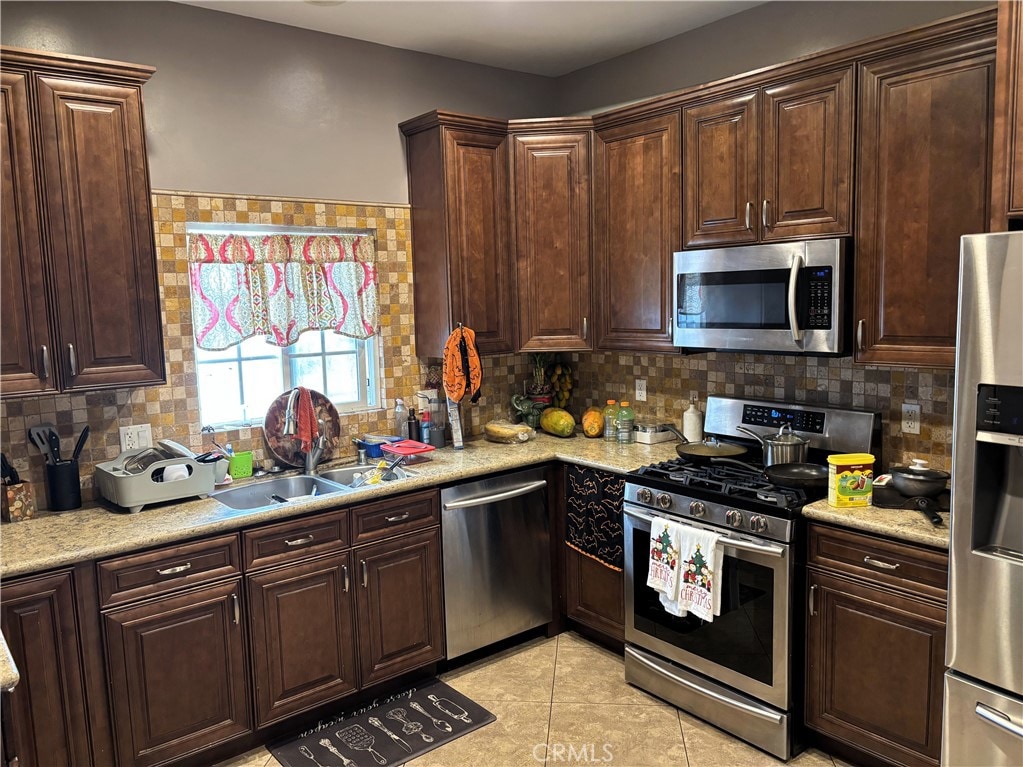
(863, 555), (900, 571)
(744, 201), (753, 231)
(361, 560), (368, 588)
(343, 564), (350, 593)
(67, 344), (77, 377)
(231, 593), (240, 625)
(809, 584), (817, 616)
(762, 199), (771, 229)
(856, 319), (865, 352)
(40, 345), (50, 380)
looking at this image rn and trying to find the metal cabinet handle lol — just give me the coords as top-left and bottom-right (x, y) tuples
(856, 319), (865, 352)
(762, 199), (770, 229)
(40, 345), (50, 380)
(384, 512), (410, 523)
(343, 564), (350, 593)
(361, 560), (368, 588)
(809, 584), (818, 616)
(67, 344), (77, 377)
(863, 555), (900, 571)
(156, 562), (192, 576)
(787, 254), (804, 343)
(231, 593), (240, 625)
(744, 201), (753, 230)
(976, 702), (1023, 738)
(284, 534), (315, 547)
(582, 316), (588, 341)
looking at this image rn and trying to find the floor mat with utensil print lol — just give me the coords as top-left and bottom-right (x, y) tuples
(269, 679), (495, 767)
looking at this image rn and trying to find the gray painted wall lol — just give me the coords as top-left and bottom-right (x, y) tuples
(0, 1), (557, 203)
(1, 1), (992, 203)
(556, 1), (991, 114)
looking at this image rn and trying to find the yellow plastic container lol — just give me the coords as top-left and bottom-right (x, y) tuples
(827, 453), (875, 508)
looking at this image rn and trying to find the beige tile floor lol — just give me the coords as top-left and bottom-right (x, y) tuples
(216, 632), (847, 767)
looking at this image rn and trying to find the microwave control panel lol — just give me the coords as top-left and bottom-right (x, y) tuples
(742, 405), (826, 434)
(977, 384), (1023, 435)
(805, 267), (833, 329)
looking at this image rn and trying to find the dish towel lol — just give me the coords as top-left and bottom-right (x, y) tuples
(647, 516), (683, 596)
(295, 387), (319, 453)
(661, 524), (723, 622)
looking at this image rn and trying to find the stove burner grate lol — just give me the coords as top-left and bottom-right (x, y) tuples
(635, 458), (808, 510)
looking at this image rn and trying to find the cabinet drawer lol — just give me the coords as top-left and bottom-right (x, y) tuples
(808, 524), (948, 600)
(243, 508), (349, 571)
(351, 489), (440, 546)
(98, 534), (241, 608)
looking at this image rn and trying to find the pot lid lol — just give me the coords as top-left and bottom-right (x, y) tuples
(766, 424), (809, 445)
(890, 458), (950, 481)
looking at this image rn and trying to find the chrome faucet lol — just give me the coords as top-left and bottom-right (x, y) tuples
(282, 387), (301, 436)
(305, 419), (326, 475)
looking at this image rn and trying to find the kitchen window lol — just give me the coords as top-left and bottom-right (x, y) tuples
(186, 224), (380, 428)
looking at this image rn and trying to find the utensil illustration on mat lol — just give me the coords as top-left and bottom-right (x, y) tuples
(368, 716), (412, 753)
(410, 700), (453, 732)
(385, 707), (434, 742)
(335, 724), (386, 765)
(298, 744), (333, 767)
(428, 693), (474, 724)
(317, 737), (358, 767)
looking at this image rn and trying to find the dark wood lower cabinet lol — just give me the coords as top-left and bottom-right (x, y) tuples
(564, 547), (624, 641)
(355, 528), (445, 687)
(247, 551), (358, 727)
(0, 571), (92, 767)
(104, 579), (251, 767)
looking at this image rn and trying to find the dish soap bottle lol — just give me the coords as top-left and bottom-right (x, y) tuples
(683, 395), (704, 443)
(394, 398), (409, 439)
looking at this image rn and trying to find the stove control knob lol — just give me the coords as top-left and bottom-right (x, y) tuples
(749, 515), (769, 533)
(689, 501), (706, 518)
(725, 509), (743, 528)
(656, 493), (673, 510)
(637, 488), (653, 504)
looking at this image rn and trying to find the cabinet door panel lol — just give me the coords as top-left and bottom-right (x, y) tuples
(593, 112), (680, 352)
(356, 529), (444, 687)
(806, 571), (946, 767)
(992, 0), (1023, 227)
(35, 75), (164, 389)
(514, 132), (591, 351)
(762, 67), (854, 240)
(248, 552), (358, 727)
(683, 91), (759, 247)
(443, 129), (515, 354)
(1, 69), (54, 396)
(1, 571), (91, 767)
(104, 580), (250, 767)
(855, 40), (994, 366)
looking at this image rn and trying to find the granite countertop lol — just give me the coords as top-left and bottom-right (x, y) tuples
(802, 498), (950, 550)
(0, 632), (19, 692)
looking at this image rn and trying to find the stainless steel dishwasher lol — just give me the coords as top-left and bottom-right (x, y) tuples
(441, 466), (552, 659)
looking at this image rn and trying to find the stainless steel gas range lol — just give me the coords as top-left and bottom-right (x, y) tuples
(623, 396), (880, 760)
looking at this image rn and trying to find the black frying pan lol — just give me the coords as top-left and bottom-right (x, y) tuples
(713, 457), (829, 492)
(666, 425), (749, 464)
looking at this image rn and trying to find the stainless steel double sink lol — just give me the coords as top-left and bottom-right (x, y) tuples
(210, 464), (414, 511)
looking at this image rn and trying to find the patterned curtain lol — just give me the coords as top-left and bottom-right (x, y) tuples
(188, 232), (378, 350)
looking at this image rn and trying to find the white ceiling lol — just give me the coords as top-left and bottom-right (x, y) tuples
(178, 1), (765, 77)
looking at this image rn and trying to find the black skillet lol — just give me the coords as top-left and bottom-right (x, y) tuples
(665, 425), (749, 464)
(712, 457), (829, 492)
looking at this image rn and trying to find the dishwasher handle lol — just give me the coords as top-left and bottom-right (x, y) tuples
(443, 479), (547, 510)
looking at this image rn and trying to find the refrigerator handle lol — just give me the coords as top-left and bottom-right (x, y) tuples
(975, 702), (1023, 739)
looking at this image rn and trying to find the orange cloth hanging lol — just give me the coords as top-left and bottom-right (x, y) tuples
(296, 387), (319, 453)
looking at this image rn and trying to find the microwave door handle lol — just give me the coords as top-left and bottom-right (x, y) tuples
(788, 254), (804, 343)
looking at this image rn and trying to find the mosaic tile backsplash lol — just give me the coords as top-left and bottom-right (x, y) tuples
(0, 190), (953, 510)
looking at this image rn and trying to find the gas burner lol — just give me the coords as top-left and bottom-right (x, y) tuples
(635, 458), (808, 510)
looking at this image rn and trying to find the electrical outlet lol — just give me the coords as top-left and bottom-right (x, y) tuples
(901, 403), (921, 435)
(635, 379), (647, 402)
(119, 424), (153, 451)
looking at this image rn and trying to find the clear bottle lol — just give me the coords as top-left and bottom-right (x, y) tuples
(616, 401), (636, 444)
(602, 399), (619, 442)
(394, 398), (409, 439)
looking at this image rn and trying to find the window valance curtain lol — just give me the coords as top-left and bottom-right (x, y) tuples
(188, 232), (378, 350)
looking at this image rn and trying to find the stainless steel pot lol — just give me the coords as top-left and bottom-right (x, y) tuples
(736, 424), (809, 466)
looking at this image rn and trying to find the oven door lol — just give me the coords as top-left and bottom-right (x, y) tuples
(672, 239), (846, 355)
(624, 503), (792, 710)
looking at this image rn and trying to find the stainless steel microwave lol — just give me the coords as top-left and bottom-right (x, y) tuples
(672, 239), (849, 355)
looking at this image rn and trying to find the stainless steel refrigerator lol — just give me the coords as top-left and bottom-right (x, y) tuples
(943, 232), (1023, 766)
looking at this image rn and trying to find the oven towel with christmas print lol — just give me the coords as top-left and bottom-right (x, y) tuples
(661, 524), (723, 622)
(647, 516), (683, 596)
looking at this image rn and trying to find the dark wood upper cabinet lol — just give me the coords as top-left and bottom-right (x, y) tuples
(1, 68), (54, 396)
(0, 47), (165, 396)
(854, 27), (995, 367)
(992, 0), (1023, 229)
(511, 127), (592, 351)
(1, 571), (92, 767)
(401, 112), (516, 357)
(592, 111), (681, 353)
(683, 67), (853, 248)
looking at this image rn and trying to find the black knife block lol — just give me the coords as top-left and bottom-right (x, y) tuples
(46, 459), (82, 511)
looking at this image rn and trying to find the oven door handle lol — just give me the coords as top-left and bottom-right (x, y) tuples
(625, 646), (784, 724)
(624, 507), (786, 558)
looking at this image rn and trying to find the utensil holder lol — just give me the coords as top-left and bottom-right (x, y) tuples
(228, 451), (253, 479)
(46, 459), (82, 511)
(2, 481), (37, 522)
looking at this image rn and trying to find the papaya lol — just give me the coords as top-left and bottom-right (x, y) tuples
(581, 406), (604, 438)
(539, 407), (576, 438)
